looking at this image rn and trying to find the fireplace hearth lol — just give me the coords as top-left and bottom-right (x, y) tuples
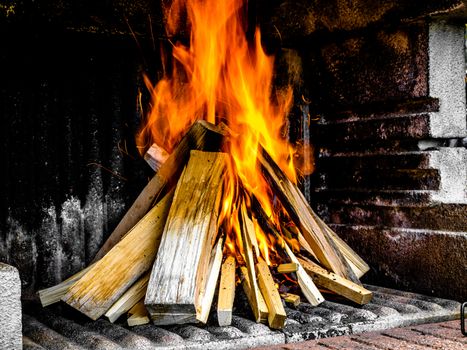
(1, 0), (466, 348)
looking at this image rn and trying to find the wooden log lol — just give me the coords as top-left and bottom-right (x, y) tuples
(217, 255), (236, 326)
(38, 265), (93, 307)
(277, 263), (298, 273)
(316, 218), (370, 279)
(62, 190), (174, 320)
(281, 293), (300, 307)
(298, 257), (373, 305)
(144, 143), (170, 172)
(239, 266), (268, 323)
(280, 238), (324, 306)
(105, 273), (150, 323)
(255, 257), (287, 329)
(145, 151), (227, 323)
(257, 148), (359, 283)
(196, 237), (224, 323)
(93, 120), (226, 262)
(127, 300), (150, 327)
(239, 202), (266, 323)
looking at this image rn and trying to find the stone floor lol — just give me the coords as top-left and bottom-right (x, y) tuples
(252, 320), (465, 349)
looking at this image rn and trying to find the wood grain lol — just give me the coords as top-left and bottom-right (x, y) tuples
(298, 257), (372, 305)
(145, 151), (227, 322)
(217, 255), (236, 326)
(93, 120), (226, 262)
(62, 190), (174, 320)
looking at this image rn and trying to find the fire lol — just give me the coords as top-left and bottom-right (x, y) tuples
(137, 0), (297, 265)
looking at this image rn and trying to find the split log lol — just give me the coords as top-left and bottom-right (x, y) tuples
(145, 151), (227, 323)
(38, 265), (93, 307)
(280, 238), (324, 306)
(239, 202), (266, 323)
(217, 255), (236, 326)
(281, 293), (300, 307)
(93, 120), (226, 262)
(298, 257), (372, 305)
(196, 237), (224, 323)
(144, 143), (170, 172)
(105, 273), (150, 323)
(62, 190), (174, 320)
(240, 266), (268, 323)
(257, 148), (359, 283)
(256, 257), (287, 329)
(127, 300), (150, 327)
(315, 217), (370, 279)
(277, 263), (298, 273)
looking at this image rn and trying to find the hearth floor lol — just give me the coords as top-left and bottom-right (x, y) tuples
(22, 285), (461, 350)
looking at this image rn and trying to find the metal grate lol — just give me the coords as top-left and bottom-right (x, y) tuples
(22, 285), (460, 349)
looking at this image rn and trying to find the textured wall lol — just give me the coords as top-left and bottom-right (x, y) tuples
(0, 23), (153, 299)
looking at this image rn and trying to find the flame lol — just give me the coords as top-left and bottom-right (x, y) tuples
(138, 0), (298, 263)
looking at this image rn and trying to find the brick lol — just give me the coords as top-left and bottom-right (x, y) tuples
(411, 323), (467, 344)
(351, 333), (428, 349)
(382, 327), (464, 349)
(318, 336), (381, 349)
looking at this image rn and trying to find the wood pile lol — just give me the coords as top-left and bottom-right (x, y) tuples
(39, 120), (372, 330)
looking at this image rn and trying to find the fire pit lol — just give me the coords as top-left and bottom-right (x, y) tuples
(0, 0), (466, 349)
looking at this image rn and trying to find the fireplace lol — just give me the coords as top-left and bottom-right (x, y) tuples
(0, 0), (466, 348)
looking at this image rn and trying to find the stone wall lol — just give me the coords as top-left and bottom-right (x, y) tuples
(283, 18), (467, 300)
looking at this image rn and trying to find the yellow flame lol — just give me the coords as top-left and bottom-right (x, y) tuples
(137, 0), (297, 262)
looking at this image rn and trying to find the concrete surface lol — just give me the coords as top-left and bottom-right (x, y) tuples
(22, 285), (460, 349)
(0, 263), (22, 350)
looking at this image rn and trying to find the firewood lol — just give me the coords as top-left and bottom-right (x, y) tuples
(62, 190), (174, 320)
(256, 257), (287, 329)
(127, 300), (150, 327)
(280, 238), (324, 306)
(217, 255), (236, 326)
(197, 237), (224, 323)
(281, 293), (300, 307)
(239, 202), (266, 323)
(93, 120), (226, 262)
(298, 257), (372, 305)
(38, 265), (93, 307)
(145, 151), (227, 323)
(316, 218), (370, 279)
(239, 266), (268, 323)
(257, 148), (359, 283)
(144, 143), (170, 172)
(277, 263), (298, 273)
(105, 273), (150, 323)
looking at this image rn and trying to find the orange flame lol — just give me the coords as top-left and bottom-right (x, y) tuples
(138, 0), (298, 263)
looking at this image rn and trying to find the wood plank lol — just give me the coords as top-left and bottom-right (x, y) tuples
(257, 148), (359, 283)
(281, 293), (300, 307)
(239, 266), (268, 323)
(127, 300), (150, 327)
(280, 238), (324, 306)
(93, 120), (226, 262)
(239, 202), (265, 323)
(277, 263), (298, 273)
(62, 190), (174, 320)
(298, 257), (372, 305)
(105, 273), (150, 323)
(217, 255), (236, 326)
(38, 265), (93, 307)
(197, 237), (224, 323)
(144, 143), (169, 172)
(145, 151), (227, 322)
(319, 220), (370, 279)
(255, 257), (287, 329)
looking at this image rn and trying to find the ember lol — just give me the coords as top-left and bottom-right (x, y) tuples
(39, 0), (372, 330)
